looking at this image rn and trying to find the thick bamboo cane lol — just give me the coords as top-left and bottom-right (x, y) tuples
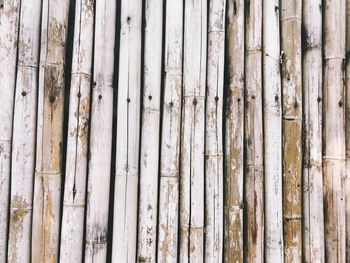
(84, 0), (116, 261)
(205, 0), (225, 261)
(60, 0), (94, 262)
(280, 0), (303, 261)
(0, 0), (20, 260)
(263, 0), (284, 261)
(244, 0), (264, 261)
(137, 0), (163, 261)
(323, 0), (346, 261)
(7, 0), (41, 261)
(302, 0), (325, 262)
(179, 0), (207, 261)
(224, 0), (244, 261)
(31, 0), (70, 261)
(157, 0), (183, 261)
(346, 0), (350, 261)
(112, 0), (142, 261)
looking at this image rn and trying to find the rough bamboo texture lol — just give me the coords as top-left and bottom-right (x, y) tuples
(84, 0), (116, 261)
(60, 0), (94, 262)
(7, 0), (42, 261)
(31, 0), (70, 261)
(244, 0), (264, 261)
(263, 0), (284, 261)
(346, 0), (350, 261)
(303, 0), (325, 262)
(0, 0), (20, 260)
(323, 0), (346, 261)
(157, 0), (183, 261)
(112, 0), (142, 262)
(281, 0), (303, 261)
(224, 0), (244, 261)
(137, 0), (163, 261)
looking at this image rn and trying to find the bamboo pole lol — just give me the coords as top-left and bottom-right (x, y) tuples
(244, 0), (264, 261)
(0, 0), (20, 260)
(179, 0), (207, 261)
(60, 0), (94, 261)
(137, 0), (163, 261)
(280, 0), (303, 261)
(111, 0), (142, 261)
(31, 0), (70, 261)
(84, 0), (116, 261)
(205, 0), (225, 261)
(302, 0), (325, 262)
(346, 0), (350, 261)
(224, 0), (244, 261)
(323, 0), (346, 261)
(263, 0), (284, 261)
(7, 0), (41, 261)
(157, 0), (183, 261)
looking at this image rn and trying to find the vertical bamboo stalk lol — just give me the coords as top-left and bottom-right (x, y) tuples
(84, 0), (116, 261)
(224, 0), (244, 261)
(179, 0), (207, 261)
(323, 0), (346, 261)
(244, 0), (264, 261)
(302, 0), (324, 262)
(157, 0), (183, 261)
(137, 0), (163, 261)
(0, 0), (20, 260)
(263, 0), (284, 261)
(7, 0), (41, 261)
(280, 0), (303, 261)
(112, 0), (142, 261)
(60, 0), (94, 262)
(205, 0), (225, 261)
(346, 0), (350, 261)
(31, 0), (70, 261)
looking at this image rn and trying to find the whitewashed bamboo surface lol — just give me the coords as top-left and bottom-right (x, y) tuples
(2, 1), (350, 262)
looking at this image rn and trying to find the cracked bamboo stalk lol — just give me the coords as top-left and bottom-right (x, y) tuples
(0, 0), (20, 260)
(280, 0), (303, 261)
(7, 0), (42, 261)
(31, 0), (70, 261)
(157, 0), (183, 261)
(84, 0), (116, 261)
(205, 0), (225, 261)
(60, 0), (94, 262)
(302, 0), (324, 262)
(111, 0), (142, 261)
(244, 0), (264, 261)
(179, 0), (207, 261)
(224, 0), (244, 261)
(137, 0), (163, 261)
(323, 0), (346, 261)
(346, 0), (350, 261)
(263, 0), (283, 261)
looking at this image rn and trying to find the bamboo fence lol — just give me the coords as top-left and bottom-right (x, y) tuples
(1, 0), (350, 262)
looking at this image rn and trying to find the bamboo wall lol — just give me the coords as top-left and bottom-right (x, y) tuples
(0, 0), (349, 262)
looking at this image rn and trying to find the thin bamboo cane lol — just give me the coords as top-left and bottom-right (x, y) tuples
(157, 0), (183, 261)
(263, 0), (284, 261)
(179, 0), (207, 261)
(244, 0), (264, 261)
(60, 0), (94, 262)
(224, 0), (244, 261)
(137, 0), (163, 261)
(302, 0), (324, 262)
(84, 0), (116, 261)
(346, 0), (350, 261)
(7, 0), (41, 261)
(205, 0), (225, 261)
(111, 0), (142, 261)
(280, 0), (303, 261)
(31, 0), (70, 261)
(323, 0), (346, 261)
(0, 0), (21, 260)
